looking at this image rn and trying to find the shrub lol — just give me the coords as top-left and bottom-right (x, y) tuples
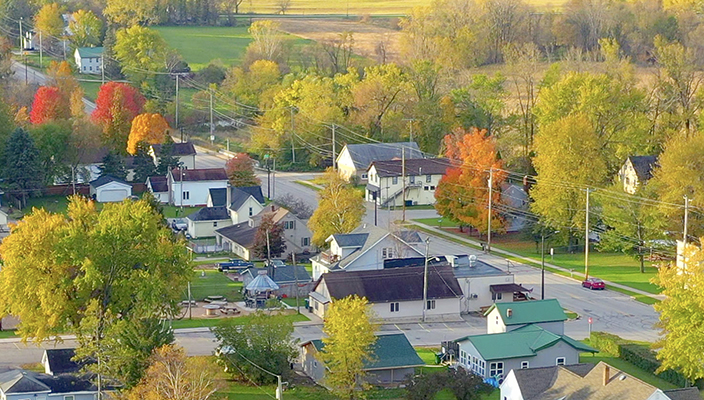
(589, 331), (624, 356)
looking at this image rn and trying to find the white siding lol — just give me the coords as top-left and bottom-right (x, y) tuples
(367, 173), (442, 206)
(457, 274), (515, 313)
(187, 219), (233, 239)
(336, 147), (358, 182)
(90, 181), (132, 203)
(500, 370), (525, 400)
(230, 197), (264, 224)
(171, 180), (228, 207)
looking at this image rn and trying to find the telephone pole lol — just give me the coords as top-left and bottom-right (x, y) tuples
(18, 18), (22, 50)
(175, 74), (180, 129)
(331, 124), (337, 170)
(487, 169), (493, 253)
(402, 147), (406, 222)
(585, 188), (593, 279)
(290, 107), (296, 164)
(209, 86), (214, 143)
(422, 237), (430, 322)
(684, 195), (689, 244)
(404, 118), (416, 143)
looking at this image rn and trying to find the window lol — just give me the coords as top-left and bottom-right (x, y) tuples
(382, 248), (394, 259)
(362, 173), (368, 179)
(89, 66), (92, 71)
(521, 361), (529, 369)
(313, 360), (318, 368)
(489, 362), (504, 377)
(390, 302), (399, 312)
(64, 396), (75, 400)
(424, 186), (429, 191)
(249, 207), (253, 216)
(285, 221), (296, 230)
(556, 357), (566, 366)
(302, 237), (310, 246)
(492, 292), (503, 301)
(183, 191), (190, 200)
(426, 174), (432, 183)
(392, 177), (398, 185)
(426, 299), (436, 310)
(460, 350), (467, 365)
(410, 175), (415, 184)
(430, 185), (436, 190)
(213, 222), (218, 227)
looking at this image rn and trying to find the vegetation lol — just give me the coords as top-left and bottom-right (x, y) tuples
(308, 169), (365, 247)
(252, 214), (287, 259)
(225, 153), (261, 187)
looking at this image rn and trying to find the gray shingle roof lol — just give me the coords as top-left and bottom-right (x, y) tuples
(662, 388), (703, 400)
(147, 176), (168, 192)
(0, 370), (50, 393)
(342, 142), (423, 170)
(44, 349), (82, 375)
(331, 233), (369, 247)
(186, 206), (230, 222)
(151, 142), (196, 156)
(210, 186), (265, 208)
(370, 158), (451, 177)
(628, 155), (658, 182)
(307, 333), (424, 370)
(171, 168), (228, 182)
(89, 175), (130, 188)
(215, 222), (257, 247)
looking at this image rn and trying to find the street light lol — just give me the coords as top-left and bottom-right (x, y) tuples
(541, 229), (559, 300)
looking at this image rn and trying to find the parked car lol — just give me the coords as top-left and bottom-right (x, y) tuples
(265, 259), (286, 268)
(218, 259), (254, 272)
(582, 277), (605, 290)
(171, 218), (187, 231)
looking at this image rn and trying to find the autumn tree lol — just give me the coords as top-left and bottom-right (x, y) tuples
(104, 0), (163, 26)
(308, 169), (365, 247)
(30, 86), (70, 124)
(212, 312), (298, 384)
(47, 61), (80, 104)
(435, 127), (505, 237)
(69, 9), (103, 48)
(114, 26), (175, 83)
(3, 128), (43, 207)
(252, 214), (286, 259)
(245, 20), (284, 64)
(92, 82), (146, 153)
(222, 59), (282, 109)
(122, 344), (221, 400)
(320, 295), (378, 399)
(34, 3), (64, 43)
(0, 197), (191, 385)
(225, 153), (261, 187)
(127, 113), (169, 155)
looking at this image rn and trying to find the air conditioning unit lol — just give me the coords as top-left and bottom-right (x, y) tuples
(470, 294), (478, 299)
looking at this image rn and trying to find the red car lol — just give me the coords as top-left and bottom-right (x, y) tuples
(582, 278), (606, 290)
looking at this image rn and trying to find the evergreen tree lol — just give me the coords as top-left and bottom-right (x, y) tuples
(99, 150), (128, 180)
(132, 143), (156, 183)
(4, 128), (43, 207)
(155, 138), (183, 175)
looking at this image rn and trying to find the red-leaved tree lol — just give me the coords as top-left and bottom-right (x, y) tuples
(30, 86), (70, 124)
(91, 82), (146, 153)
(225, 153), (261, 187)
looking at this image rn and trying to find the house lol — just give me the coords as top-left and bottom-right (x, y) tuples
(215, 222), (258, 261)
(0, 208), (8, 227)
(336, 142), (424, 183)
(366, 158), (450, 207)
(74, 47), (103, 74)
(41, 349), (83, 375)
(146, 176), (169, 203)
(251, 205), (314, 256)
(301, 333), (424, 386)
(89, 175), (132, 203)
(208, 186), (265, 207)
(0, 369), (100, 400)
(309, 265), (462, 321)
(186, 206), (232, 239)
(150, 142), (197, 170)
(456, 324), (597, 381)
(619, 155), (658, 194)
(167, 168), (228, 207)
(485, 299), (567, 335)
(500, 362), (701, 400)
(502, 183), (529, 232)
(207, 186), (265, 224)
(311, 224), (424, 280)
(451, 257), (530, 313)
(241, 264), (313, 298)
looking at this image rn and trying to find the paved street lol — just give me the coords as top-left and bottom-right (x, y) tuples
(11, 61), (97, 114)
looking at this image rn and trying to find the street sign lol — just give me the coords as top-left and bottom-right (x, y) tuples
(588, 317), (593, 324)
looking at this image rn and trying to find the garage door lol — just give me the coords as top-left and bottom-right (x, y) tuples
(100, 189), (129, 202)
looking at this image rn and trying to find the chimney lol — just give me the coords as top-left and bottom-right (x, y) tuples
(226, 185), (232, 209)
(603, 365), (610, 386)
(271, 205), (275, 212)
(506, 308), (512, 318)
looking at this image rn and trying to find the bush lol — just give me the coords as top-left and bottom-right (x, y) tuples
(589, 331), (624, 356)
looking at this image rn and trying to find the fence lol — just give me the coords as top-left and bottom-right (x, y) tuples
(188, 243), (225, 254)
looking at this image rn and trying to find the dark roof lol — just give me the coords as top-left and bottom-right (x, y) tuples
(0, 369), (97, 394)
(369, 158), (452, 177)
(237, 186), (265, 204)
(151, 142), (196, 156)
(35, 373), (97, 393)
(628, 155), (658, 182)
(511, 365), (560, 399)
(44, 349), (81, 375)
(663, 388), (703, 400)
(318, 265), (461, 302)
(77, 146), (109, 164)
(306, 333), (424, 370)
(342, 142), (424, 170)
(186, 206), (230, 222)
(89, 175), (130, 188)
(244, 265), (312, 284)
(171, 168), (228, 182)
(396, 230), (422, 243)
(331, 233), (369, 247)
(562, 363), (598, 378)
(215, 222), (257, 247)
(210, 186), (265, 208)
(147, 176), (168, 192)
(490, 283), (531, 293)
(230, 187), (258, 210)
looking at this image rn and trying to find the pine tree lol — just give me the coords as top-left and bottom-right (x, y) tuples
(156, 138), (183, 175)
(132, 143), (156, 183)
(99, 151), (128, 180)
(4, 128), (43, 207)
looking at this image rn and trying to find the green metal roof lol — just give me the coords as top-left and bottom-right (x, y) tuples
(76, 47), (103, 58)
(458, 325), (597, 361)
(309, 333), (424, 370)
(484, 299), (567, 326)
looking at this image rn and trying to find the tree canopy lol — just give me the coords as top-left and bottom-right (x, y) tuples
(225, 153), (261, 187)
(252, 214), (287, 259)
(308, 169), (365, 247)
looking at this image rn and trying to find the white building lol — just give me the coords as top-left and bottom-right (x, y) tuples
(149, 142), (197, 170)
(451, 257), (530, 313)
(167, 168), (228, 207)
(89, 175), (132, 203)
(336, 142), (423, 183)
(618, 155), (657, 194)
(366, 158), (450, 207)
(186, 206), (233, 239)
(146, 176), (169, 203)
(74, 47), (103, 75)
(251, 205), (314, 256)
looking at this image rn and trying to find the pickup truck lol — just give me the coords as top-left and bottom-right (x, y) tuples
(218, 259), (255, 272)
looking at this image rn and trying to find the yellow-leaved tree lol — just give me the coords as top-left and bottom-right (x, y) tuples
(320, 295), (378, 399)
(127, 113), (169, 155)
(308, 169), (365, 247)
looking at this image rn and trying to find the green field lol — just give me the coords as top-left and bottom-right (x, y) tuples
(187, 269), (243, 301)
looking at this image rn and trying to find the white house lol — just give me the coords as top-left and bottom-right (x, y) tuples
(150, 142), (197, 170)
(146, 176), (169, 203)
(311, 224), (424, 280)
(0, 369), (101, 400)
(336, 142), (423, 183)
(215, 222), (257, 261)
(167, 168), (228, 207)
(451, 257), (530, 313)
(251, 205), (314, 256)
(186, 206), (233, 239)
(206, 186), (265, 224)
(309, 264), (462, 322)
(619, 155), (657, 194)
(74, 47), (103, 75)
(89, 175), (132, 203)
(366, 158), (450, 207)
(485, 299), (567, 335)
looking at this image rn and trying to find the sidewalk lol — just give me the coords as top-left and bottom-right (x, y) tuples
(410, 221), (665, 302)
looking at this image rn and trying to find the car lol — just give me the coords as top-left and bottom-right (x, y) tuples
(171, 218), (187, 231)
(218, 259), (254, 272)
(582, 277), (605, 290)
(265, 259), (286, 268)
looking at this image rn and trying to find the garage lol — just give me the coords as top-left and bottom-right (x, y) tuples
(89, 176), (133, 203)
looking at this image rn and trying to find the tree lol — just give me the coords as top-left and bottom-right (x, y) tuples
(92, 82), (146, 153)
(34, 3), (64, 41)
(212, 312), (298, 384)
(275, 194), (313, 219)
(4, 128), (43, 207)
(122, 344), (221, 400)
(99, 150), (128, 180)
(46, 61), (80, 107)
(127, 113), (169, 155)
(114, 25), (170, 81)
(252, 214), (286, 259)
(28, 122), (71, 185)
(277, 0), (292, 14)
(132, 143), (157, 183)
(320, 295), (378, 399)
(104, 0), (163, 26)
(405, 368), (492, 400)
(30, 86), (70, 124)
(247, 21), (284, 62)
(69, 9), (103, 48)
(0, 197), (191, 385)
(654, 240), (704, 382)
(435, 127), (506, 236)
(155, 137), (183, 175)
(225, 153), (261, 187)
(308, 169), (365, 247)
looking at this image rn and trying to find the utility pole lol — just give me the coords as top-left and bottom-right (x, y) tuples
(541, 231), (546, 300)
(422, 237), (430, 323)
(402, 147), (406, 222)
(487, 169), (493, 253)
(331, 124), (337, 171)
(187, 281), (192, 320)
(292, 252), (299, 314)
(209, 86), (214, 144)
(585, 189), (592, 280)
(683, 195), (689, 245)
(18, 18), (23, 51)
(62, 39), (66, 60)
(175, 74), (180, 129)
(374, 191), (378, 226)
(266, 229), (271, 263)
(276, 375), (283, 400)
(39, 31), (42, 68)
(290, 107), (296, 164)
(101, 52), (105, 84)
(404, 118), (416, 143)
(272, 158), (276, 199)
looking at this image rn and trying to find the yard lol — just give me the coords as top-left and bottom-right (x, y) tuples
(187, 269), (243, 302)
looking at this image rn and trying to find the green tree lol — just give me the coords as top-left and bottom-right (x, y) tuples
(28, 122), (71, 185)
(212, 312), (298, 384)
(132, 143), (157, 183)
(4, 128), (43, 207)
(155, 137), (183, 175)
(320, 295), (378, 400)
(114, 25), (169, 82)
(252, 214), (286, 259)
(34, 3), (64, 41)
(69, 9), (103, 48)
(405, 368), (492, 400)
(308, 169), (365, 247)
(99, 150), (128, 180)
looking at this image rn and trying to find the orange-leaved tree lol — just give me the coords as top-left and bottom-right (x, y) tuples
(30, 86), (70, 124)
(225, 153), (261, 187)
(127, 113), (169, 155)
(92, 82), (145, 153)
(434, 127), (506, 236)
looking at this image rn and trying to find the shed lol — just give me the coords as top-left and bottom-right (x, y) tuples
(89, 175), (132, 203)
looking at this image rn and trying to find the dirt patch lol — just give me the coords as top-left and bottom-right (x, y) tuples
(271, 17), (403, 63)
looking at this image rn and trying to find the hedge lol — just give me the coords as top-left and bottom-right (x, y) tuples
(589, 332), (688, 387)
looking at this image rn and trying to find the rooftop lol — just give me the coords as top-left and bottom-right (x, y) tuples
(89, 175), (130, 188)
(186, 206), (230, 222)
(76, 46), (103, 58)
(151, 142), (196, 157)
(171, 168), (228, 182)
(305, 333), (424, 370)
(627, 155), (658, 182)
(485, 299), (567, 325)
(369, 158), (452, 177)
(215, 221), (257, 247)
(43, 349), (83, 375)
(242, 265), (312, 284)
(340, 142), (424, 170)
(147, 176), (168, 192)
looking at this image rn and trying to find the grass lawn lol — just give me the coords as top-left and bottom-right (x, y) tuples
(163, 205), (204, 218)
(173, 312), (309, 329)
(416, 347), (439, 365)
(78, 80), (102, 102)
(0, 330), (17, 339)
(579, 352), (679, 390)
(294, 180), (322, 192)
(188, 270), (243, 301)
(414, 217), (460, 228)
(24, 195), (70, 214)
